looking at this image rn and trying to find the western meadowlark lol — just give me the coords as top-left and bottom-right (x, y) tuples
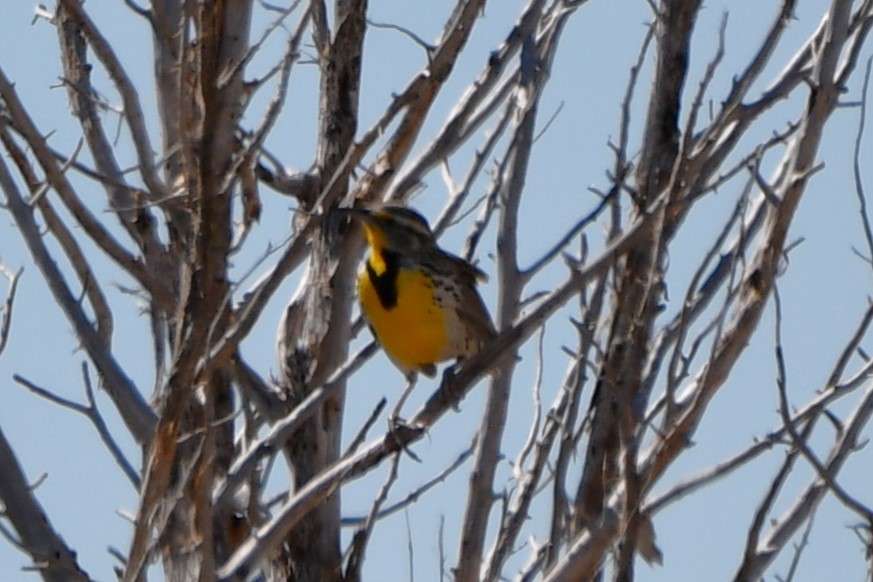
(344, 206), (496, 380)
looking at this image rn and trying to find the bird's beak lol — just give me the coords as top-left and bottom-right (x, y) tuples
(336, 206), (373, 219)
(336, 207), (384, 250)
(336, 206), (376, 225)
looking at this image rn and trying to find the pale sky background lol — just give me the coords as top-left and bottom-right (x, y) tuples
(1, 1), (872, 581)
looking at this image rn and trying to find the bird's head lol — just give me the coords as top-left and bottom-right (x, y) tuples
(344, 206), (436, 254)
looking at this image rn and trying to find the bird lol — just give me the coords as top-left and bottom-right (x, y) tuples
(343, 205), (496, 381)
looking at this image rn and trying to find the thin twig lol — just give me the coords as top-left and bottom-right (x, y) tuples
(342, 442), (474, 526)
(13, 367), (141, 489)
(852, 57), (873, 264)
(344, 452), (402, 580)
(0, 264), (22, 359)
(344, 398), (388, 457)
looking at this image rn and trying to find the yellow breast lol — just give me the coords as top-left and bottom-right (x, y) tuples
(358, 263), (448, 376)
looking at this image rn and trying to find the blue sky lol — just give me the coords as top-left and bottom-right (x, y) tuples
(2, 1), (872, 580)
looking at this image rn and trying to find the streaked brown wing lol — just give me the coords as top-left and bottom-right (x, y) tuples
(419, 249), (496, 348)
(457, 284), (497, 345)
(441, 254), (496, 344)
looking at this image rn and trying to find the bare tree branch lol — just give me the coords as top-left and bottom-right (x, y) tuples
(0, 425), (90, 581)
(3, 1), (873, 579)
(0, 263), (21, 359)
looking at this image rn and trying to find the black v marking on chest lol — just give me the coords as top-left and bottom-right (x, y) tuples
(366, 250), (399, 309)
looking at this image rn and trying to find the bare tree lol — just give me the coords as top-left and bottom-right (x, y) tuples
(2, 0), (873, 580)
